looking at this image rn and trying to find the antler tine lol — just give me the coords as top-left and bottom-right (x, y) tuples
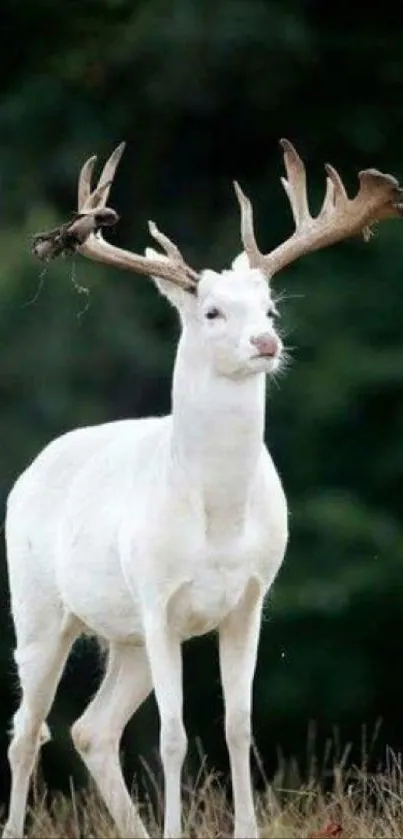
(233, 180), (262, 269)
(79, 142), (126, 213)
(148, 221), (199, 282)
(324, 163), (348, 205)
(92, 141), (126, 209)
(279, 138), (310, 226)
(149, 220), (182, 260)
(78, 155), (97, 212)
(320, 175), (336, 217)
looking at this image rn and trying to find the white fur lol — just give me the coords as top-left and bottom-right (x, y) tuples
(2, 254), (288, 839)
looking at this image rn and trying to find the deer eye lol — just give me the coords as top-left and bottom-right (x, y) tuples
(205, 307), (223, 320)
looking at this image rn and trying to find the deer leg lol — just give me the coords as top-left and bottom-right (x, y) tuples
(218, 581), (264, 839)
(3, 614), (79, 839)
(144, 616), (186, 839)
(71, 642), (152, 839)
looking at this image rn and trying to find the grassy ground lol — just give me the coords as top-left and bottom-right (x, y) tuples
(3, 747), (403, 838)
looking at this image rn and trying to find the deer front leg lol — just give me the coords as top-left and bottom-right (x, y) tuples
(218, 580), (264, 839)
(144, 614), (186, 839)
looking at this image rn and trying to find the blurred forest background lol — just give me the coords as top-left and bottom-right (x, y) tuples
(1, 0), (403, 811)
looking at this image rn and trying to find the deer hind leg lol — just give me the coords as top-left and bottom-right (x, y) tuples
(71, 642), (152, 839)
(2, 612), (79, 839)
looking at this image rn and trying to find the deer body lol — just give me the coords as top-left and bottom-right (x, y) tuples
(8, 357), (286, 646)
(4, 141), (402, 839)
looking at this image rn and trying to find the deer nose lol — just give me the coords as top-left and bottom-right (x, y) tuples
(250, 333), (279, 358)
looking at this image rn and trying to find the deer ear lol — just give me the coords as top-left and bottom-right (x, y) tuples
(145, 247), (196, 314)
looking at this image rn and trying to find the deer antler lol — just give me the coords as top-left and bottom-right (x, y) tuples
(32, 143), (199, 292)
(234, 139), (403, 278)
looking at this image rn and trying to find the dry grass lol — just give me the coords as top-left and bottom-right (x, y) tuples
(4, 746), (403, 838)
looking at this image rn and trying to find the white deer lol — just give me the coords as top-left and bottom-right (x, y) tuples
(2, 140), (402, 839)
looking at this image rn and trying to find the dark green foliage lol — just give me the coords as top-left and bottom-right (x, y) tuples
(1, 0), (403, 800)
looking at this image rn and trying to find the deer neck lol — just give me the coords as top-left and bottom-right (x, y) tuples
(170, 329), (266, 533)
